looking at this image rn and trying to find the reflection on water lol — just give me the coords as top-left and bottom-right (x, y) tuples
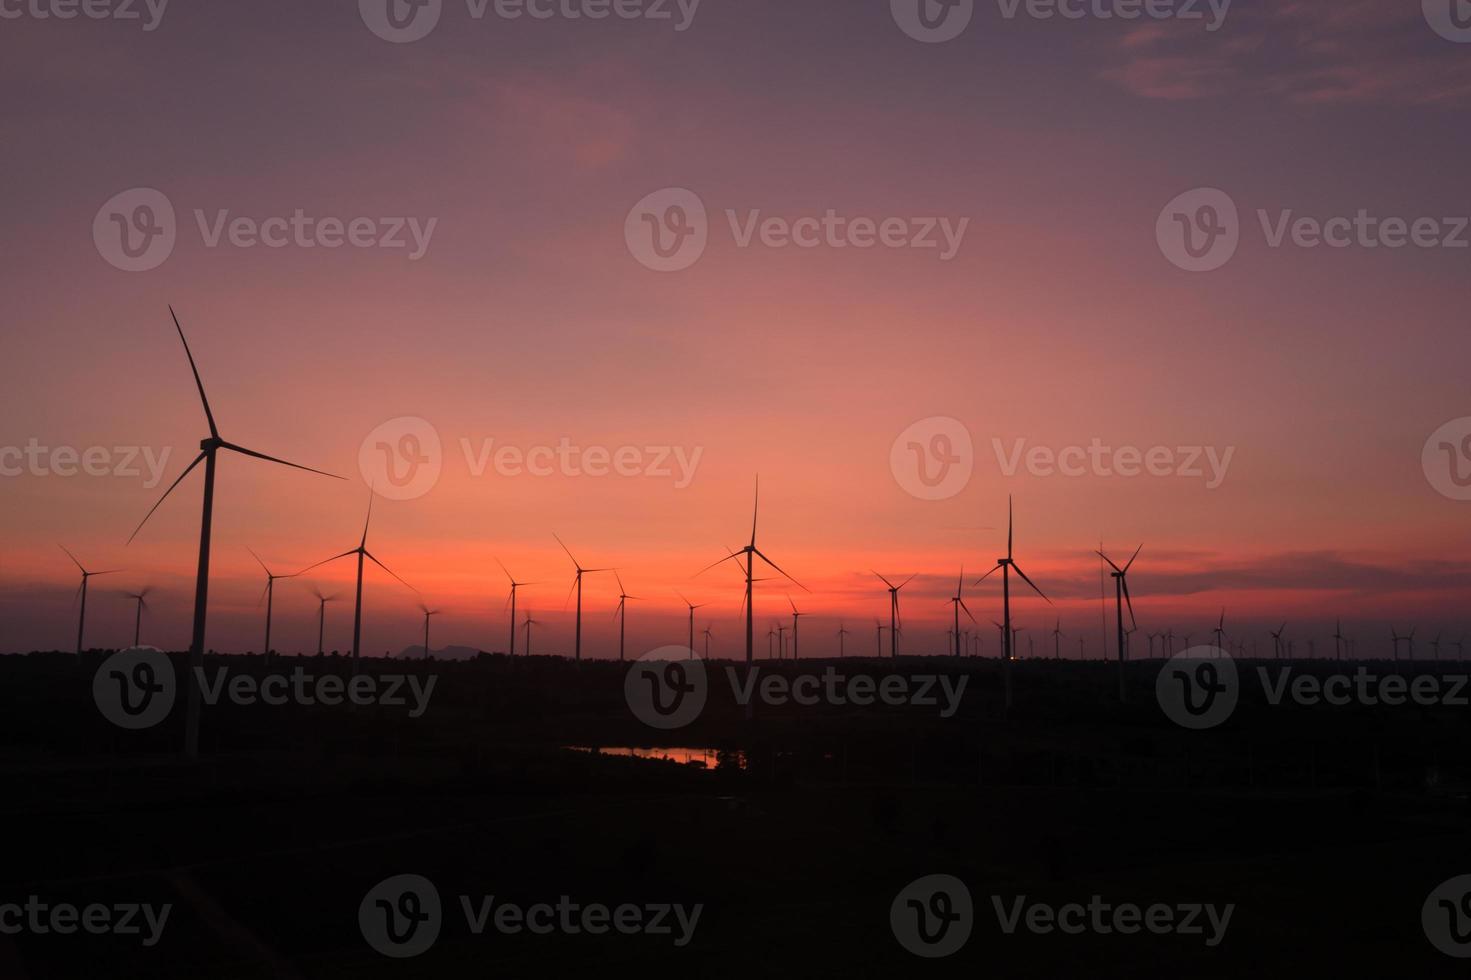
(566, 746), (747, 770)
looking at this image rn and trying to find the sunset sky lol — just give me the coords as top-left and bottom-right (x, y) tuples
(2, 0), (1470, 658)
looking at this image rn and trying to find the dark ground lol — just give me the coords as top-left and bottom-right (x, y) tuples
(0, 650), (1468, 977)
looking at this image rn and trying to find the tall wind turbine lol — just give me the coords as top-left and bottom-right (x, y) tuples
(418, 604), (440, 659)
(128, 308), (342, 758)
(298, 493), (416, 667)
(875, 620), (888, 658)
(677, 591), (707, 660)
(311, 587), (337, 656)
(873, 572), (915, 658)
(1213, 611), (1227, 655)
(702, 624), (713, 659)
(1332, 619), (1345, 661)
(776, 623), (788, 659)
(1052, 618), (1065, 660)
(975, 497), (1051, 665)
(837, 622), (849, 658)
(1271, 622), (1287, 660)
(1097, 544), (1141, 702)
(249, 547), (297, 660)
(60, 546), (120, 655)
(788, 595), (805, 660)
(522, 610), (541, 657)
(496, 558), (536, 657)
(613, 572), (642, 662)
(554, 534), (612, 663)
(947, 567), (976, 658)
(696, 477), (806, 666)
(124, 586), (152, 648)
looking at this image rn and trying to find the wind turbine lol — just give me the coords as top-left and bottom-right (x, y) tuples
(1271, 622), (1287, 660)
(249, 547), (297, 660)
(696, 477), (806, 666)
(873, 572), (915, 658)
(1432, 633), (1443, 661)
(1213, 611), (1226, 655)
(947, 567), (976, 658)
(554, 534), (613, 663)
(1097, 544), (1141, 702)
(522, 610), (541, 656)
(677, 591), (708, 660)
(613, 572), (642, 662)
(419, 604), (440, 659)
(975, 497), (1051, 672)
(298, 493), (416, 668)
(1053, 619), (1066, 660)
(788, 595), (805, 659)
(767, 625), (776, 659)
(60, 546), (120, 655)
(128, 308), (343, 758)
(124, 586), (152, 648)
(875, 620), (888, 658)
(496, 558), (537, 657)
(311, 587), (337, 656)
(702, 624), (713, 659)
(776, 623), (788, 659)
(1332, 619), (1345, 661)
(837, 622), (850, 658)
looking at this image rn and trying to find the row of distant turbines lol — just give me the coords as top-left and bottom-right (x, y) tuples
(51, 310), (1469, 755)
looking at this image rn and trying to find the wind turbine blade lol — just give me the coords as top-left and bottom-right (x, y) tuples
(364, 551), (417, 593)
(296, 548), (358, 576)
(247, 546), (271, 576)
(171, 306), (218, 439)
(749, 475), (759, 547)
(872, 570), (896, 589)
(563, 575), (578, 611)
(1121, 578), (1137, 628)
(1007, 495), (1014, 560)
(1123, 543), (1143, 573)
(552, 532), (580, 569)
(754, 548), (807, 591)
(695, 551), (742, 577)
(92, 569), (124, 577)
(495, 556), (515, 584)
(126, 451), (206, 544)
(898, 574), (917, 589)
(615, 571), (626, 594)
(59, 544), (86, 573)
(1011, 562), (1051, 604)
(1094, 550), (1123, 574)
(974, 563), (1001, 586)
(959, 599), (977, 623)
(220, 442), (343, 481)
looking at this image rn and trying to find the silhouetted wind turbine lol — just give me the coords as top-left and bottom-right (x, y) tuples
(522, 610), (540, 656)
(1213, 611), (1226, 655)
(873, 572), (915, 658)
(311, 586), (337, 656)
(1432, 633), (1443, 661)
(875, 620), (888, 658)
(60, 546), (120, 655)
(128, 308), (343, 758)
(776, 623), (788, 659)
(702, 623), (713, 659)
(554, 534), (613, 663)
(124, 586), (152, 647)
(1097, 544), (1141, 702)
(677, 591), (707, 660)
(613, 572), (642, 662)
(837, 622), (850, 658)
(788, 595), (805, 659)
(1271, 622), (1287, 660)
(248, 547), (297, 660)
(947, 567), (976, 658)
(417, 604), (440, 659)
(976, 498), (1050, 713)
(696, 477), (806, 666)
(1332, 619), (1345, 661)
(1052, 618), (1065, 660)
(496, 558), (537, 657)
(298, 493), (416, 668)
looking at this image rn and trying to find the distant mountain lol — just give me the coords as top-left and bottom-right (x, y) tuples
(396, 645), (485, 662)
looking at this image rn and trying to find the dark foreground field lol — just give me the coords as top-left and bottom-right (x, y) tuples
(1, 651), (1468, 977)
